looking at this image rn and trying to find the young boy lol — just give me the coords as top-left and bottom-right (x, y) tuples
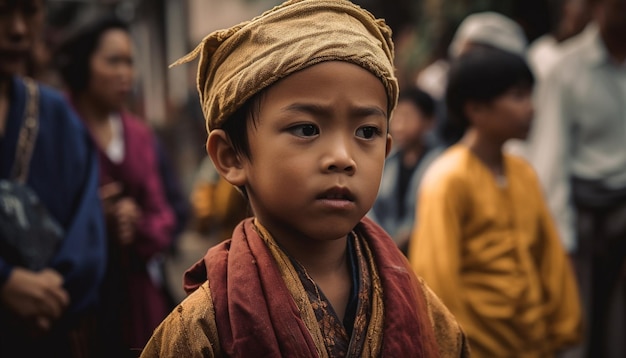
(141, 0), (468, 357)
(369, 86), (440, 254)
(408, 47), (582, 357)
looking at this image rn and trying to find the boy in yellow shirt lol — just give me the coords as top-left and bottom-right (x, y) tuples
(409, 46), (582, 357)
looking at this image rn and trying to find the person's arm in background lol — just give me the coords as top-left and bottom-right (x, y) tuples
(0, 265), (69, 333)
(44, 88), (107, 315)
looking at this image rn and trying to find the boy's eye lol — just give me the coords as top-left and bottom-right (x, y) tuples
(288, 124), (320, 137)
(356, 126), (381, 139)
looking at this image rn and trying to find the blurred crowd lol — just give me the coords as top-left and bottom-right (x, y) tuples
(0, 0), (624, 357)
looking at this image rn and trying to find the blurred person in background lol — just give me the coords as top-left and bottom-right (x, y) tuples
(368, 86), (440, 254)
(505, 0), (590, 162)
(153, 136), (191, 306)
(160, 157), (248, 303)
(525, 0), (626, 355)
(409, 47), (582, 357)
(0, 0), (107, 356)
(526, 0), (590, 81)
(416, 11), (528, 148)
(154, 137), (191, 246)
(189, 156), (249, 243)
(55, 16), (176, 356)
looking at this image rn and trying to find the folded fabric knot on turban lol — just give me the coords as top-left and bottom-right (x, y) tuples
(172, 0), (398, 132)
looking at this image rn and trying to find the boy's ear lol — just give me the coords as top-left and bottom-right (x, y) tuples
(206, 130), (247, 187)
(385, 133), (393, 158)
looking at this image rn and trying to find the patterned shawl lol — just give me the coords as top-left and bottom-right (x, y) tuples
(183, 217), (440, 357)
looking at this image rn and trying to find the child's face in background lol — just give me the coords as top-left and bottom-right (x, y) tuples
(390, 100), (432, 151)
(242, 61), (390, 244)
(479, 84), (534, 142)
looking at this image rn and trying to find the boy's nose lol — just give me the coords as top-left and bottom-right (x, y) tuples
(327, 161), (356, 174)
(323, 140), (356, 175)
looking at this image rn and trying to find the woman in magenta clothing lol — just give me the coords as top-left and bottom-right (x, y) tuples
(56, 16), (175, 356)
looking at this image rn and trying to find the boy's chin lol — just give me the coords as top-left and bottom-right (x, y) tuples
(311, 226), (358, 241)
(304, 219), (363, 241)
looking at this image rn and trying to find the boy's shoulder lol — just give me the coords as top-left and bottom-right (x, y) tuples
(504, 152), (542, 183)
(176, 281), (216, 323)
(140, 281), (220, 357)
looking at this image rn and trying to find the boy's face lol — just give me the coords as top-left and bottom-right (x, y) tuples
(239, 61), (390, 243)
(474, 85), (534, 142)
(0, 0), (44, 78)
(390, 99), (432, 151)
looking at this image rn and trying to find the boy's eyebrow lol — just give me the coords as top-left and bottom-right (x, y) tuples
(283, 103), (387, 118)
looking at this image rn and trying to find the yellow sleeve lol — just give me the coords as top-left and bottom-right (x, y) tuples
(140, 282), (220, 358)
(534, 178), (583, 350)
(408, 172), (468, 324)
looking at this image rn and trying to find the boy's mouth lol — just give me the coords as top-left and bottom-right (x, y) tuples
(317, 187), (355, 201)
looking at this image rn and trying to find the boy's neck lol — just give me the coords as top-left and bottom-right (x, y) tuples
(460, 129), (505, 176)
(278, 234), (349, 278)
(269, 227), (352, 320)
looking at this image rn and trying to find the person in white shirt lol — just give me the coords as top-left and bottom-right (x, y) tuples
(526, 0), (626, 356)
(527, 0), (589, 80)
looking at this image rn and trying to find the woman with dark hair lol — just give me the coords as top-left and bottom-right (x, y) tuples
(56, 16), (175, 356)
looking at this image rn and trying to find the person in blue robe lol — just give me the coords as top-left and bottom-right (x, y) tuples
(0, 1), (107, 356)
(0, 75), (108, 357)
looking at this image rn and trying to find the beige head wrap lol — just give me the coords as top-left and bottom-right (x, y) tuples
(172, 0), (398, 132)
